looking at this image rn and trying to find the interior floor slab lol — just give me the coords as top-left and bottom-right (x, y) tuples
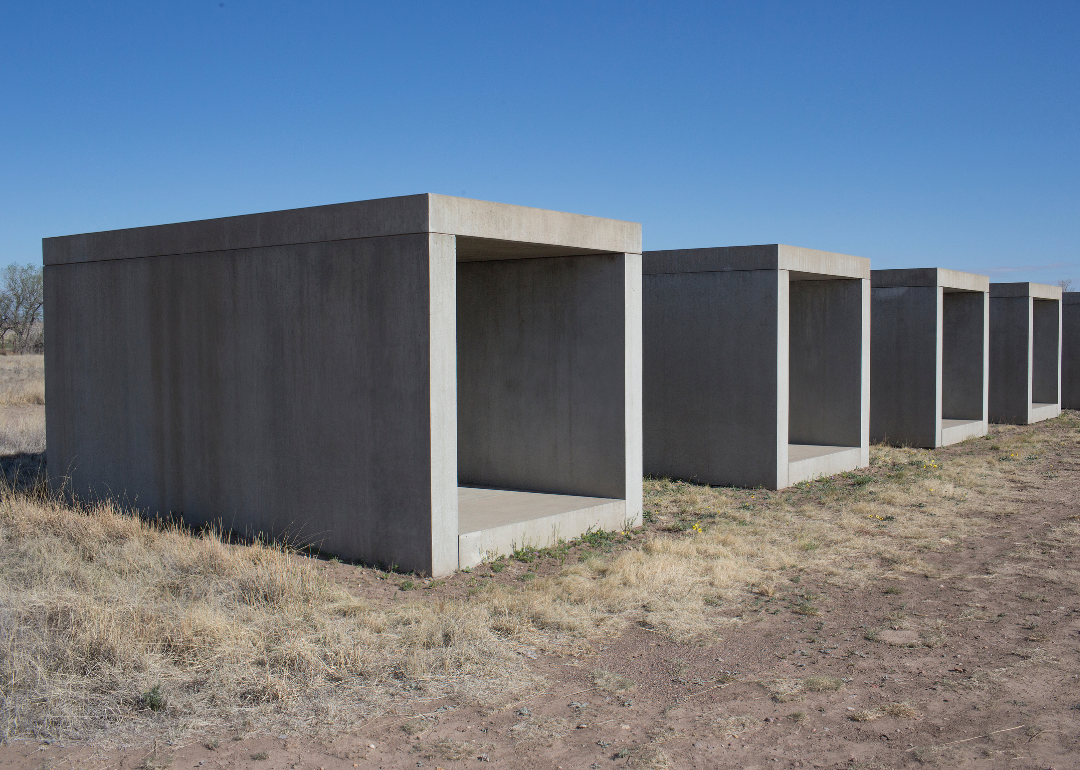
(788, 444), (863, 486)
(940, 418), (987, 446)
(458, 487), (628, 568)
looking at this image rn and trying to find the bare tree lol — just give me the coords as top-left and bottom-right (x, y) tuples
(1059, 278), (1073, 293)
(0, 265), (44, 354)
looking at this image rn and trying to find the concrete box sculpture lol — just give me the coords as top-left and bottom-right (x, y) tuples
(643, 244), (870, 490)
(871, 269), (989, 448)
(1062, 292), (1080, 410)
(989, 282), (1062, 425)
(44, 194), (643, 576)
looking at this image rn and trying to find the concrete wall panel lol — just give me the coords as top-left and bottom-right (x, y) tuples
(45, 233), (440, 572)
(643, 269), (782, 488)
(870, 286), (940, 447)
(989, 296), (1032, 424)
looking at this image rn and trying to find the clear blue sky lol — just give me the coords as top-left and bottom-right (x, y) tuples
(2, 1), (1077, 284)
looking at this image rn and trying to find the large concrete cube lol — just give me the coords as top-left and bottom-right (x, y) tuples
(1064, 292), (1080, 410)
(643, 245), (870, 489)
(44, 194), (643, 576)
(871, 269), (989, 447)
(989, 282), (1062, 425)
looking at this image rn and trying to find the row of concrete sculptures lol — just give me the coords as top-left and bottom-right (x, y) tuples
(42, 195), (1078, 575)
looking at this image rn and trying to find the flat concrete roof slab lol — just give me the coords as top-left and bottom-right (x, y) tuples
(990, 282), (1062, 300)
(871, 268), (989, 293)
(643, 244), (869, 280)
(44, 194), (641, 266)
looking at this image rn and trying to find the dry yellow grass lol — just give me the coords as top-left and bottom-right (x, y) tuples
(1, 410), (1075, 745)
(0, 489), (538, 742)
(0, 355), (44, 406)
(0, 355), (45, 455)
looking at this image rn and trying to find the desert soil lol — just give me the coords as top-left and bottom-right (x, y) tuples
(5, 421), (1080, 770)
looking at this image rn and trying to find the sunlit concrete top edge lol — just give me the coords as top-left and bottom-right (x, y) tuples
(989, 282), (1063, 300)
(42, 193), (642, 266)
(871, 268), (989, 292)
(642, 244), (869, 279)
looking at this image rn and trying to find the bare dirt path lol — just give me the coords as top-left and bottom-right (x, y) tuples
(6, 419), (1080, 770)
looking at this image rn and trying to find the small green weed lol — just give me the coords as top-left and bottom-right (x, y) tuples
(142, 684), (166, 712)
(512, 545), (538, 563)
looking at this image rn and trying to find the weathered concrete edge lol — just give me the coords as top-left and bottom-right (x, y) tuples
(428, 195), (640, 255)
(990, 282), (1063, 300)
(643, 244), (868, 279)
(43, 194), (641, 266)
(872, 268), (989, 292)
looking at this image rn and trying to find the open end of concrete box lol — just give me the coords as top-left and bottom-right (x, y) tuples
(869, 269), (990, 448)
(940, 288), (988, 444)
(787, 275), (868, 484)
(642, 244), (869, 490)
(453, 237), (642, 568)
(989, 283), (1062, 425)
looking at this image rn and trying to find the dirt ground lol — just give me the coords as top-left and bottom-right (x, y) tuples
(4, 417), (1080, 770)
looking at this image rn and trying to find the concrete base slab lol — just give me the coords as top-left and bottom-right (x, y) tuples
(788, 444), (863, 485)
(457, 487), (628, 568)
(1030, 403), (1061, 424)
(940, 418), (987, 446)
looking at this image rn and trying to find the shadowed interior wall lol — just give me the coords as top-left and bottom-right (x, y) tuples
(942, 291), (986, 420)
(870, 286), (938, 447)
(456, 254), (629, 500)
(1032, 299), (1060, 405)
(789, 279), (863, 447)
(989, 296), (1030, 424)
(1064, 295), (1080, 409)
(44, 233), (458, 574)
(642, 269), (782, 488)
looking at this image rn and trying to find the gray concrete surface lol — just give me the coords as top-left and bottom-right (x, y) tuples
(989, 282), (1062, 425)
(870, 268), (989, 447)
(1064, 293), (1080, 410)
(643, 244), (870, 490)
(457, 487), (629, 568)
(44, 194), (643, 576)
